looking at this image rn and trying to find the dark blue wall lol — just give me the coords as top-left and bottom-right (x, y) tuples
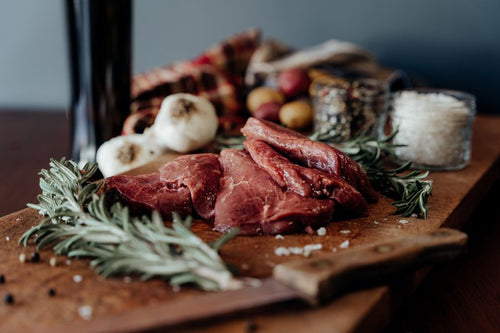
(0, 0), (498, 112)
(135, 0), (500, 113)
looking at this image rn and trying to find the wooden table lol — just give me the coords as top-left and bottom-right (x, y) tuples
(0, 110), (499, 332)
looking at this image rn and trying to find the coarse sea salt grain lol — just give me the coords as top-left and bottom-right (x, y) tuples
(78, 305), (93, 320)
(73, 275), (83, 283)
(339, 230), (351, 234)
(274, 247), (290, 256)
(5, 236), (10, 241)
(399, 219), (409, 224)
(274, 244), (323, 257)
(49, 257), (57, 267)
(411, 213), (418, 218)
(275, 234), (284, 240)
(289, 247), (303, 255)
(19, 253), (26, 263)
(304, 244), (322, 252)
(339, 240), (350, 249)
(317, 227), (327, 236)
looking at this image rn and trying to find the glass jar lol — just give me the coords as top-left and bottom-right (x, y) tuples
(310, 77), (389, 142)
(389, 89), (476, 170)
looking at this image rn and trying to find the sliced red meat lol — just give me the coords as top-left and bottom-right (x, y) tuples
(104, 173), (192, 219)
(160, 153), (221, 220)
(241, 117), (378, 202)
(214, 149), (335, 235)
(244, 139), (368, 215)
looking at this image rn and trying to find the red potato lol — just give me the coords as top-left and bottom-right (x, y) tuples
(253, 101), (282, 122)
(278, 68), (311, 98)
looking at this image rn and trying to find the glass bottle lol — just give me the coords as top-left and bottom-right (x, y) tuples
(66, 0), (132, 166)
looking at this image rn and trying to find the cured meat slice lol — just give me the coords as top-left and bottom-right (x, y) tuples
(104, 173), (192, 219)
(160, 153), (221, 220)
(244, 139), (368, 215)
(215, 149), (335, 235)
(241, 117), (378, 202)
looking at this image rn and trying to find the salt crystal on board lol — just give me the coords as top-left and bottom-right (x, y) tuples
(339, 240), (350, 249)
(78, 305), (93, 320)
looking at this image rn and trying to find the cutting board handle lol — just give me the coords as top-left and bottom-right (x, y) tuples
(273, 228), (467, 304)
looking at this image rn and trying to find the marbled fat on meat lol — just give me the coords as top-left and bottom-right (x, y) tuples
(241, 117), (378, 202)
(160, 153), (221, 220)
(214, 149), (335, 235)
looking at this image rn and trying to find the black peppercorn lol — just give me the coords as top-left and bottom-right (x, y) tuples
(30, 252), (40, 262)
(0, 274), (5, 284)
(246, 320), (258, 332)
(48, 288), (56, 297)
(4, 293), (14, 305)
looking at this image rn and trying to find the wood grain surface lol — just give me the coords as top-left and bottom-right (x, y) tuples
(0, 112), (499, 332)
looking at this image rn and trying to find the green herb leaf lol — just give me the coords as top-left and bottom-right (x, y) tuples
(19, 158), (239, 291)
(324, 130), (433, 218)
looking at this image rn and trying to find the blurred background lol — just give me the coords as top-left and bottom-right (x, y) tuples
(0, 0), (498, 113)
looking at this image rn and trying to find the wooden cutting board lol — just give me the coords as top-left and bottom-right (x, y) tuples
(1, 115), (499, 333)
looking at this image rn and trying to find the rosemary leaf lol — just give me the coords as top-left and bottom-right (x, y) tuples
(214, 135), (245, 150)
(20, 158), (239, 291)
(326, 131), (433, 218)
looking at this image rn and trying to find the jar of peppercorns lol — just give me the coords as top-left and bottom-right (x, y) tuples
(310, 76), (389, 142)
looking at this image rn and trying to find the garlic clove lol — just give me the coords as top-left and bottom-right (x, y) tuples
(151, 93), (218, 153)
(96, 134), (165, 178)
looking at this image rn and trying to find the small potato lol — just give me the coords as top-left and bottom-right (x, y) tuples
(278, 68), (311, 98)
(247, 87), (285, 112)
(253, 101), (282, 122)
(279, 100), (313, 130)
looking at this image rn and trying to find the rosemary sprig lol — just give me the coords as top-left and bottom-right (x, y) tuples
(214, 134), (245, 150)
(328, 131), (433, 218)
(20, 158), (240, 291)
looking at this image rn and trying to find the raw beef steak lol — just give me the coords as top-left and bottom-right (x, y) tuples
(244, 139), (368, 215)
(160, 153), (221, 220)
(214, 149), (335, 235)
(104, 173), (193, 219)
(241, 117), (378, 202)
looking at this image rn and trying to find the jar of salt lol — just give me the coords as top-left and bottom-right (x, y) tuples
(389, 89), (476, 170)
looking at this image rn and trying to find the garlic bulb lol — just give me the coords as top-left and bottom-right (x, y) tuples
(96, 133), (165, 177)
(150, 93), (218, 153)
